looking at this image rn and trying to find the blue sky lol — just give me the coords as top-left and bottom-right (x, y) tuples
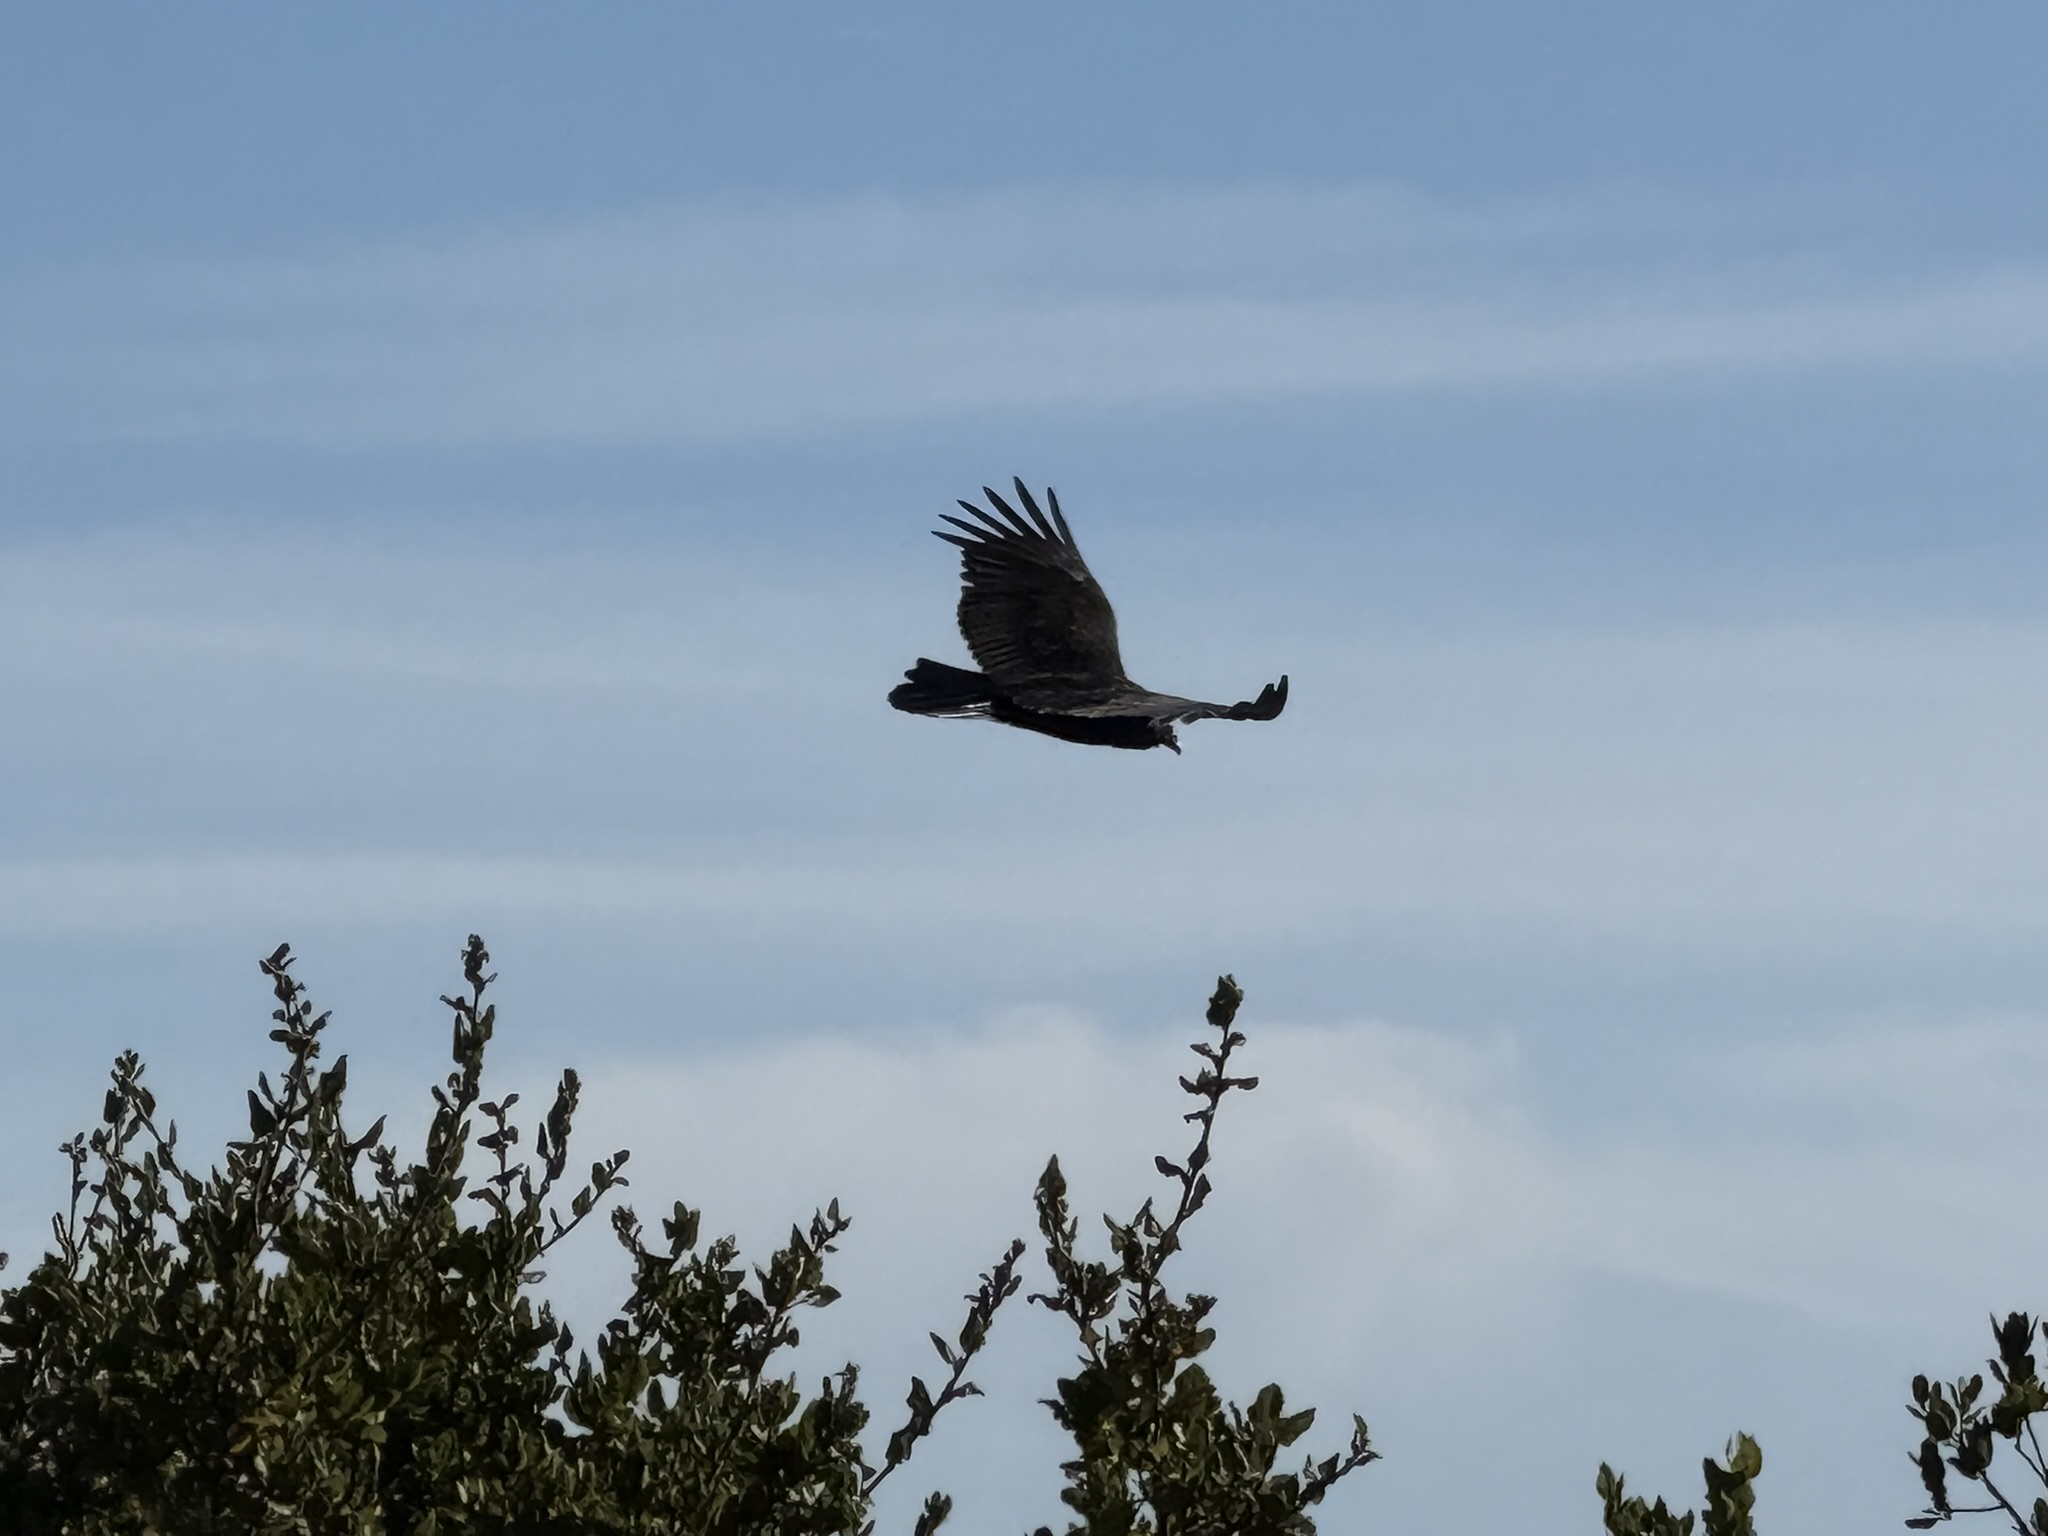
(7, 6), (2048, 1531)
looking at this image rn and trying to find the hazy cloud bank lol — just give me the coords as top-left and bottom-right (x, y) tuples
(525, 1005), (2038, 1532)
(9, 182), (2048, 446)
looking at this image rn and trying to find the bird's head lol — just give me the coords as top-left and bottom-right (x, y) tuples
(1155, 722), (1182, 754)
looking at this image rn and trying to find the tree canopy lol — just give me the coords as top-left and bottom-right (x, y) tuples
(0, 938), (1373, 1535)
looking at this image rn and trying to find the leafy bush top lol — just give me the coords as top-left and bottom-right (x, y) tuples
(0, 938), (1376, 1536)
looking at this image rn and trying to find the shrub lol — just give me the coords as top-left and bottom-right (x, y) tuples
(1597, 1434), (1760, 1536)
(0, 938), (1375, 1535)
(1906, 1311), (2048, 1533)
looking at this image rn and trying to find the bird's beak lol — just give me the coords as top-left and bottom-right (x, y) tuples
(1166, 740), (1181, 755)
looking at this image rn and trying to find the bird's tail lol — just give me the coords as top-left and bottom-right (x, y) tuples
(889, 658), (994, 716)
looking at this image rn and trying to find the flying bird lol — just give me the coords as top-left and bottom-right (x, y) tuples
(888, 479), (1289, 753)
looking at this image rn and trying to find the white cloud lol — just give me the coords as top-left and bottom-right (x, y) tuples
(524, 1006), (2044, 1533)
(8, 183), (2048, 445)
(7, 519), (2048, 945)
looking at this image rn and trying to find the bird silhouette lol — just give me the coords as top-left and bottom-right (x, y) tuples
(889, 479), (1288, 753)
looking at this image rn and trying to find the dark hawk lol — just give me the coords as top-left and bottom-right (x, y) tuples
(889, 479), (1288, 753)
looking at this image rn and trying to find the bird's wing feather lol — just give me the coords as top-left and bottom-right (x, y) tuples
(940, 479), (1127, 698)
(1109, 675), (1290, 724)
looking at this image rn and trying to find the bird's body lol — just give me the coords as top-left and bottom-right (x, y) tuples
(889, 480), (1288, 753)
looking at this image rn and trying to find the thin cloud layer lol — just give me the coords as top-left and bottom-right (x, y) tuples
(533, 1007), (2036, 1533)
(6, 522), (2048, 941)
(0, 514), (2033, 1533)
(9, 183), (2048, 445)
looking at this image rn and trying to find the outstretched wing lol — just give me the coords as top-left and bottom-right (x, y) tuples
(936, 479), (1127, 702)
(1121, 675), (1289, 724)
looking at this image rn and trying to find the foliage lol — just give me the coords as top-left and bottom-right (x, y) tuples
(1907, 1312), (2048, 1533)
(0, 939), (1376, 1535)
(1596, 1435), (1760, 1536)
(0, 937), (1015, 1535)
(1026, 976), (1377, 1536)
